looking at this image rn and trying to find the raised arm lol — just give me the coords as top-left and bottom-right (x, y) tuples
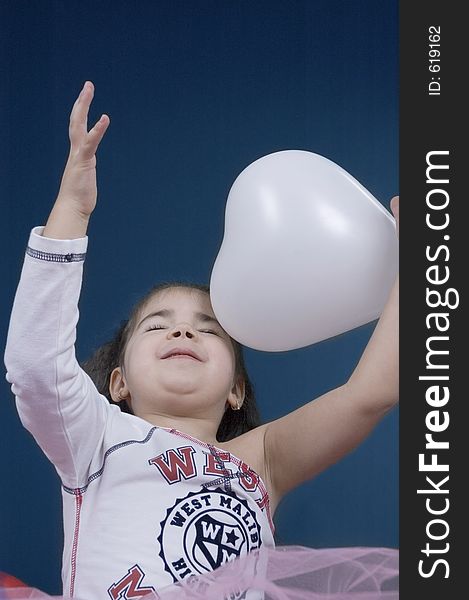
(263, 197), (399, 502)
(346, 196), (399, 408)
(4, 82), (112, 488)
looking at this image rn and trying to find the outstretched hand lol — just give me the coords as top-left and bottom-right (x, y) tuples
(56, 81), (110, 218)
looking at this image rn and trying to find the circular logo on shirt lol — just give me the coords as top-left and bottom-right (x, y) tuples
(158, 488), (263, 598)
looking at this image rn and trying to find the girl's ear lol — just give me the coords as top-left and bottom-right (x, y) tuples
(109, 366), (130, 404)
(227, 376), (245, 410)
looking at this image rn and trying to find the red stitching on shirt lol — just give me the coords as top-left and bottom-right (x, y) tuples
(69, 491), (83, 597)
(256, 490), (275, 534)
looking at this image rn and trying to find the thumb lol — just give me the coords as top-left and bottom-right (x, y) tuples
(80, 114), (110, 161)
(390, 196), (399, 237)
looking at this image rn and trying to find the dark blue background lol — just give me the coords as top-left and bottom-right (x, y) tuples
(1, 0), (398, 594)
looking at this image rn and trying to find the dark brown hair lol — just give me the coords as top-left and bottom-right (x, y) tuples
(80, 281), (263, 442)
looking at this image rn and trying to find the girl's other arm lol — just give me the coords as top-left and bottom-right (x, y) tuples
(347, 195), (399, 409)
(263, 197), (399, 503)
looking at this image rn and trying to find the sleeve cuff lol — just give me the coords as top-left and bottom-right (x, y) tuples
(26, 226), (89, 262)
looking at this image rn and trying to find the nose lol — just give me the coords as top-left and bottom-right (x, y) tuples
(167, 323), (197, 339)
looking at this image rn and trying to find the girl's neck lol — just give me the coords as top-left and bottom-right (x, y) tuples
(136, 412), (221, 445)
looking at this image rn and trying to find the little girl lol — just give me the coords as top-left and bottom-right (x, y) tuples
(4, 81), (399, 599)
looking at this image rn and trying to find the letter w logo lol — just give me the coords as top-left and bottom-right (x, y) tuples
(108, 565), (156, 599)
(149, 446), (196, 483)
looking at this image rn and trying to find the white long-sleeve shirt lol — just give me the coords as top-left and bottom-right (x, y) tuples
(4, 227), (275, 599)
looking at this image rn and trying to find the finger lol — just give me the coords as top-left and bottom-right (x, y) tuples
(69, 81), (95, 147)
(80, 114), (110, 161)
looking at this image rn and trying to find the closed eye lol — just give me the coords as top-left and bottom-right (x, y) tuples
(145, 324), (218, 335)
(145, 324), (166, 332)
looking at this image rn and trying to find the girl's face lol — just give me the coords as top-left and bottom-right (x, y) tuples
(110, 288), (242, 423)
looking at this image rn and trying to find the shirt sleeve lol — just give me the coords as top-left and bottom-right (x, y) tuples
(4, 226), (114, 488)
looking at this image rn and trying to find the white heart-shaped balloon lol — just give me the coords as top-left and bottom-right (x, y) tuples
(210, 150), (398, 351)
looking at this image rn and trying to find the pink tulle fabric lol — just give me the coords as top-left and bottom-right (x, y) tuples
(1, 545), (398, 599)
